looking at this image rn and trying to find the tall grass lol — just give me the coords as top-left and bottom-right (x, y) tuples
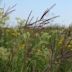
(0, 26), (72, 72)
(0, 4), (72, 72)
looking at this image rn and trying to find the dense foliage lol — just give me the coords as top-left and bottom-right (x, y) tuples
(0, 25), (72, 72)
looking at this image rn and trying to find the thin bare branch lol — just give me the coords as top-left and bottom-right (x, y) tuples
(5, 4), (16, 13)
(2, 4), (16, 18)
(27, 15), (59, 27)
(28, 16), (34, 24)
(40, 4), (56, 20)
(25, 10), (32, 25)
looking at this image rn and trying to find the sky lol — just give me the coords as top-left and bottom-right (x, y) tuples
(0, 0), (72, 26)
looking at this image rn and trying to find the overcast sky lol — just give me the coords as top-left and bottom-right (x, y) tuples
(1, 0), (72, 26)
